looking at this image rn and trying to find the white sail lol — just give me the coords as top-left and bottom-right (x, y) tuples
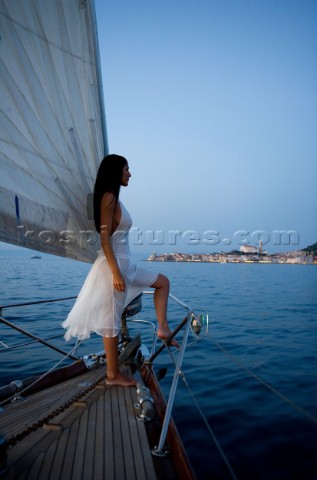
(0, 0), (108, 262)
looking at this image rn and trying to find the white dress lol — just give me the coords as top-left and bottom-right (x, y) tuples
(62, 201), (158, 339)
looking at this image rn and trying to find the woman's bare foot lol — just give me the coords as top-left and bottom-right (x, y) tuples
(106, 371), (137, 387)
(157, 326), (179, 347)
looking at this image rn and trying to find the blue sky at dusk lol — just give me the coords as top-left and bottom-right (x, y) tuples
(95, 0), (317, 254)
(1, 0), (316, 256)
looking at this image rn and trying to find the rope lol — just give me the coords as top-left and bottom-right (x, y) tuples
(179, 368), (239, 480)
(164, 324), (317, 480)
(206, 333), (317, 426)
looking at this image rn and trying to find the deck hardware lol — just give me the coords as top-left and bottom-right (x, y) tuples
(118, 334), (141, 365)
(73, 400), (88, 407)
(135, 385), (154, 422)
(83, 355), (99, 369)
(43, 423), (63, 431)
(10, 380), (23, 392)
(191, 316), (202, 334)
(120, 294), (143, 340)
(137, 344), (151, 364)
(11, 395), (25, 403)
(151, 445), (169, 457)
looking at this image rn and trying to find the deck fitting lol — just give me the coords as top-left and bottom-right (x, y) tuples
(151, 445), (169, 457)
(94, 384), (106, 390)
(73, 401), (87, 407)
(43, 423), (63, 431)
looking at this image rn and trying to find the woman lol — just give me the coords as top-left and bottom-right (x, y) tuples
(63, 154), (177, 387)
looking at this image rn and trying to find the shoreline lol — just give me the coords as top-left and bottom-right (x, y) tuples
(146, 252), (317, 265)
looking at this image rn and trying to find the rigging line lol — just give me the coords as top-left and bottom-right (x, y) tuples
(0, 333), (66, 353)
(21, 339), (85, 396)
(0, 316), (78, 361)
(179, 369), (239, 480)
(206, 333), (317, 426)
(0, 296), (76, 309)
(0, 339), (85, 407)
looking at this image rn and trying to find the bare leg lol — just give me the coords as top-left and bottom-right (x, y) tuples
(150, 274), (179, 347)
(103, 336), (136, 387)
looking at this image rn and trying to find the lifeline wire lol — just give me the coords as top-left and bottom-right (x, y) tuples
(0, 339), (85, 407)
(0, 334), (66, 353)
(207, 333), (317, 426)
(21, 339), (86, 396)
(179, 368), (239, 480)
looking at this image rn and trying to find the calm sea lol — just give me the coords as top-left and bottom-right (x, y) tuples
(0, 251), (316, 480)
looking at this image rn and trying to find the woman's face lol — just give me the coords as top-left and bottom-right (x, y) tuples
(121, 163), (131, 187)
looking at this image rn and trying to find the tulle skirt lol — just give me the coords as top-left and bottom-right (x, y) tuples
(62, 250), (158, 339)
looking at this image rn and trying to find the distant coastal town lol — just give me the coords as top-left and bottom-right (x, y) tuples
(146, 241), (317, 265)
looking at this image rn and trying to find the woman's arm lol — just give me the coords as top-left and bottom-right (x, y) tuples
(100, 193), (126, 292)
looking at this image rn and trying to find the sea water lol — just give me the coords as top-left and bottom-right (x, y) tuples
(0, 252), (316, 480)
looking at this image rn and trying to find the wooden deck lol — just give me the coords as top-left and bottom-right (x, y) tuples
(0, 365), (161, 479)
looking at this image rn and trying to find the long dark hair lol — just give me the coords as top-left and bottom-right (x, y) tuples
(93, 154), (128, 233)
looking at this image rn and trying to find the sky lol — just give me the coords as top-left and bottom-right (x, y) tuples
(1, 0), (316, 256)
(94, 0), (317, 254)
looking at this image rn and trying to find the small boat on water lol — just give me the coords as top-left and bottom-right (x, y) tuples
(30, 255), (41, 259)
(0, 1), (208, 478)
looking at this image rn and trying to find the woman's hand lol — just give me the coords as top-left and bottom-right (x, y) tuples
(113, 270), (126, 292)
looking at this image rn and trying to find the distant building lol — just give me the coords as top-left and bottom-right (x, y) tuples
(240, 245), (259, 254)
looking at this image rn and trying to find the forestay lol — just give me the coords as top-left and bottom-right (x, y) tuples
(0, 0), (108, 262)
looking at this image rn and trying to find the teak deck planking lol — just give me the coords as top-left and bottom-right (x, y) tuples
(0, 365), (158, 479)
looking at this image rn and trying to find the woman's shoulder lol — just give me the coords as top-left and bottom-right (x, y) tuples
(101, 192), (117, 208)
